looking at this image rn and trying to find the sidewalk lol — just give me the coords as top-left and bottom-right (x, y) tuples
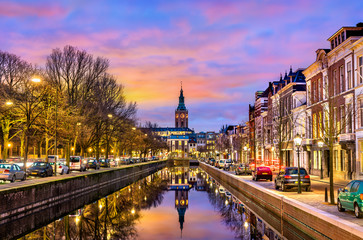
(309, 174), (350, 187)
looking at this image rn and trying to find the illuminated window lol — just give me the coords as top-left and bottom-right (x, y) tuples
(347, 62), (352, 89)
(359, 57), (363, 84)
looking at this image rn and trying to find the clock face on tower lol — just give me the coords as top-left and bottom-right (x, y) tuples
(180, 113), (185, 118)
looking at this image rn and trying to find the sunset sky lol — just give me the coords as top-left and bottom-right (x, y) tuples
(1, 0), (362, 132)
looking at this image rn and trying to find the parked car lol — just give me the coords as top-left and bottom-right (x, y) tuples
(209, 158), (216, 166)
(109, 159), (117, 167)
(235, 163), (252, 175)
(99, 159), (110, 168)
(337, 180), (363, 218)
(69, 156), (87, 172)
(120, 158), (130, 165)
(0, 159), (6, 163)
(50, 162), (70, 175)
(0, 163), (26, 182)
(87, 159), (100, 170)
(27, 162), (53, 177)
(252, 167), (272, 181)
(223, 159), (232, 170)
(217, 160), (225, 169)
(274, 167), (310, 191)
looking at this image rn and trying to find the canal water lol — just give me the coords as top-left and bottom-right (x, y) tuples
(18, 166), (280, 240)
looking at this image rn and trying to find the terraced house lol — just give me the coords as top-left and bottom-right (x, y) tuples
(244, 23), (363, 181)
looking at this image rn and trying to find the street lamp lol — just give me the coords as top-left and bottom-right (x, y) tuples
(318, 140), (324, 179)
(5, 101), (13, 106)
(31, 77), (41, 83)
(294, 133), (302, 194)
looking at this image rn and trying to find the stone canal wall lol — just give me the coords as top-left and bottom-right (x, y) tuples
(200, 162), (363, 240)
(0, 160), (166, 239)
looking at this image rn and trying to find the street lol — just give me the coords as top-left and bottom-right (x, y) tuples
(222, 169), (363, 227)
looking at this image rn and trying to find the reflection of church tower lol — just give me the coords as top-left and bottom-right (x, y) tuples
(175, 190), (188, 237)
(175, 83), (188, 128)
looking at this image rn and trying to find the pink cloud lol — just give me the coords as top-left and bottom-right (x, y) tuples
(0, 1), (68, 18)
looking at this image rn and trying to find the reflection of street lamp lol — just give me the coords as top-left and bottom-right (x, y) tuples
(318, 140), (324, 179)
(294, 133), (302, 194)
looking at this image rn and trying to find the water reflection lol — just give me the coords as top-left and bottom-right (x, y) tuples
(22, 172), (168, 240)
(22, 168), (280, 240)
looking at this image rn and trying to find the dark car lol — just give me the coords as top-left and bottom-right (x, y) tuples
(337, 180), (363, 218)
(252, 167), (272, 181)
(274, 167), (311, 192)
(99, 159), (110, 168)
(27, 162), (53, 177)
(87, 159), (100, 170)
(209, 158), (216, 166)
(235, 164), (252, 175)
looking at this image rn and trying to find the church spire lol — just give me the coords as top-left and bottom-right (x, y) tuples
(177, 83), (186, 110)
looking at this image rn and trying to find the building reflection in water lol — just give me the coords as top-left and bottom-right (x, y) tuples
(20, 168), (279, 240)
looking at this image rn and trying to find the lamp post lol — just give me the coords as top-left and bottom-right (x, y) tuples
(54, 83), (58, 176)
(294, 133), (302, 194)
(318, 140), (324, 179)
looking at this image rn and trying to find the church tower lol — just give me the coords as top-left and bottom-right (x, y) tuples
(175, 83), (188, 128)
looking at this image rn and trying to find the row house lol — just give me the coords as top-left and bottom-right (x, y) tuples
(248, 68), (306, 168)
(304, 23), (363, 180)
(244, 23), (363, 180)
(271, 69), (306, 167)
(216, 125), (245, 161)
(196, 131), (217, 158)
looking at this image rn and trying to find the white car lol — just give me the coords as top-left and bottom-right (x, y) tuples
(217, 160), (225, 169)
(50, 162), (70, 175)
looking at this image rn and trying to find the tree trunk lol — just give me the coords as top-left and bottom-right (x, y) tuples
(20, 131), (25, 158)
(24, 134), (28, 171)
(1, 119), (10, 159)
(329, 144), (335, 204)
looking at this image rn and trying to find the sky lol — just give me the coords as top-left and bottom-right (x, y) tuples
(0, 0), (362, 132)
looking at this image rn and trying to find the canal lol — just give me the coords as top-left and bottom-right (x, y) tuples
(12, 166), (279, 240)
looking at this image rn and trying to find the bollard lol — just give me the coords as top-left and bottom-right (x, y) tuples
(325, 187), (328, 202)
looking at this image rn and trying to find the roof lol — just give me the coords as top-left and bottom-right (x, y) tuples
(151, 127), (194, 132)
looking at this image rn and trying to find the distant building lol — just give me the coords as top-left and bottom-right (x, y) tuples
(148, 85), (194, 157)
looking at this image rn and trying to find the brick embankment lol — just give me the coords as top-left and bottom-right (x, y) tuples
(0, 160), (166, 240)
(200, 162), (363, 240)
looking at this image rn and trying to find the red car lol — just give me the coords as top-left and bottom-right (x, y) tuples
(252, 167), (272, 181)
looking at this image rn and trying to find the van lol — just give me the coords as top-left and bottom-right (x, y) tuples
(69, 156), (87, 172)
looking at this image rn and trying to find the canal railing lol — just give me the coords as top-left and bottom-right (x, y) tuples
(0, 160), (166, 240)
(200, 162), (363, 240)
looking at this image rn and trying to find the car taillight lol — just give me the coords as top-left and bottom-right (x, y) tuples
(360, 194), (363, 201)
(59, 166), (62, 168)
(257, 171), (261, 175)
(304, 175), (310, 179)
(4, 169), (9, 173)
(284, 175), (292, 179)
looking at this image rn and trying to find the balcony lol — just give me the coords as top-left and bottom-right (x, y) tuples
(338, 133), (355, 143)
